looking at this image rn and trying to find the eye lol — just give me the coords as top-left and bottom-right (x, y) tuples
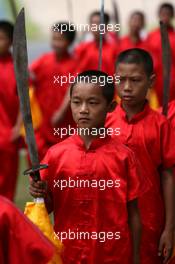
(72, 100), (80, 104)
(89, 101), (99, 105)
(132, 78), (141, 82)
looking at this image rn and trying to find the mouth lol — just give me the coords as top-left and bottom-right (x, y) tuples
(78, 117), (90, 122)
(122, 95), (134, 101)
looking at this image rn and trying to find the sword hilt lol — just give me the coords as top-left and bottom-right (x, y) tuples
(24, 164), (48, 182)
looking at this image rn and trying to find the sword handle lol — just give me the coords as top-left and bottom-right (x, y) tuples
(24, 164), (48, 182)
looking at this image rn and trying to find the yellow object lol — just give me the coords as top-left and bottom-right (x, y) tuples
(24, 199), (63, 264)
(20, 86), (43, 137)
(147, 89), (159, 110)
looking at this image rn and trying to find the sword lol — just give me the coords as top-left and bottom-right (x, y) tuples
(8, 0), (17, 21)
(112, 0), (120, 37)
(13, 8), (48, 181)
(66, 0), (73, 22)
(98, 0), (105, 70)
(160, 21), (171, 116)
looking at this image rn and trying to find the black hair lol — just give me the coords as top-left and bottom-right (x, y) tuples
(90, 11), (110, 25)
(159, 3), (174, 17)
(116, 48), (154, 77)
(70, 70), (115, 104)
(130, 11), (145, 26)
(52, 22), (76, 44)
(0, 21), (14, 42)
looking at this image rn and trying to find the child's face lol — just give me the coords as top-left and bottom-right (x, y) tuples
(116, 63), (154, 107)
(0, 30), (11, 55)
(70, 82), (114, 129)
(51, 32), (70, 55)
(129, 14), (144, 33)
(159, 8), (173, 25)
(90, 15), (107, 41)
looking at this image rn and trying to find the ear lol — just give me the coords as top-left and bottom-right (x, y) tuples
(107, 100), (117, 113)
(149, 73), (156, 89)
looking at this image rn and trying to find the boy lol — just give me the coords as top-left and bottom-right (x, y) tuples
(30, 70), (148, 264)
(30, 22), (77, 160)
(119, 11), (148, 52)
(147, 3), (175, 104)
(0, 21), (21, 200)
(106, 48), (175, 264)
(75, 12), (119, 76)
(0, 195), (55, 263)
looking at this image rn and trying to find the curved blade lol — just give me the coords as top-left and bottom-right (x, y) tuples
(160, 21), (171, 116)
(13, 8), (39, 168)
(98, 0), (105, 70)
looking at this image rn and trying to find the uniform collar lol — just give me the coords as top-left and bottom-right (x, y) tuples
(119, 100), (150, 123)
(71, 133), (111, 151)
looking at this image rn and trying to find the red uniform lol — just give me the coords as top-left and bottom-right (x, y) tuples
(106, 102), (175, 264)
(147, 27), (175, 104)
(75, 39), (119, 76)
(166, 100), (175, 128)
(30, 52), (76, 159)
(41, 134), (147, 264)
(119, 35), (148, 52)
(0, 195), (54, 264)
(0, 53), (19, 200)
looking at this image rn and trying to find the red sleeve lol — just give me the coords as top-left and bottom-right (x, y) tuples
(29, 56), (45, 85)
(40, 149), (53, 184)
(126, 149), (151, 201)
(160, 119), (175, 169)
(0, 196), (54, 264)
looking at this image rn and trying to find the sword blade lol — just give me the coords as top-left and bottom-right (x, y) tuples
(160, 21), (171, 116)
(13, 8), (39, 168)
(98, 0), (105, 71)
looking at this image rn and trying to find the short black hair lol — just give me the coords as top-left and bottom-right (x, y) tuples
(130, 11), (145, 26)
(70, 70), (115, 104)
(0, 21), (14, 42)
(90, 11), (110, 25)
(159, 3), (174, 17)
(52, 22), (76, 44)
(116, 48), (154, 77)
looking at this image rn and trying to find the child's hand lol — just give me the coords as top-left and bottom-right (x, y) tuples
(29, 180), (48, 198)
(158, 229), (173, 263)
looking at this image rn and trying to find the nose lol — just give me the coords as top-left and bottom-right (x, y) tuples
(80, 102), (89, 114)
(123, 80), (131, 92)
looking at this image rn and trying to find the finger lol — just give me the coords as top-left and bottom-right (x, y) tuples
(163, 248), (173, 263)
(29, 186), (46, 195)
(158, 240), (164, 256)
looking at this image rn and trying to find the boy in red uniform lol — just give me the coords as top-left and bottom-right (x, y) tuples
(75, 12), (119, 76)
(147, 3), (175, 104)
(29, 70), (148, 264)
(30, 22), (77, 160)
(120, 11), (148, 52)
(106, 48), (175, 264)
(0, 195), (55, 263)
(0, 21), (21, 200)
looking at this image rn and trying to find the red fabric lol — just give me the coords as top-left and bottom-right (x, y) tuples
(166, 100), (175, 128)
(147, 28), (175, 105)
(106, 102), (175, 264)
(0, 53), (19, 200)
(119, 36), (149, 52)
(30, 52), (76, 159)
(75, 39), (119, 76)
(40, 134), (147, 264)
(0, 195), (54, 264)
